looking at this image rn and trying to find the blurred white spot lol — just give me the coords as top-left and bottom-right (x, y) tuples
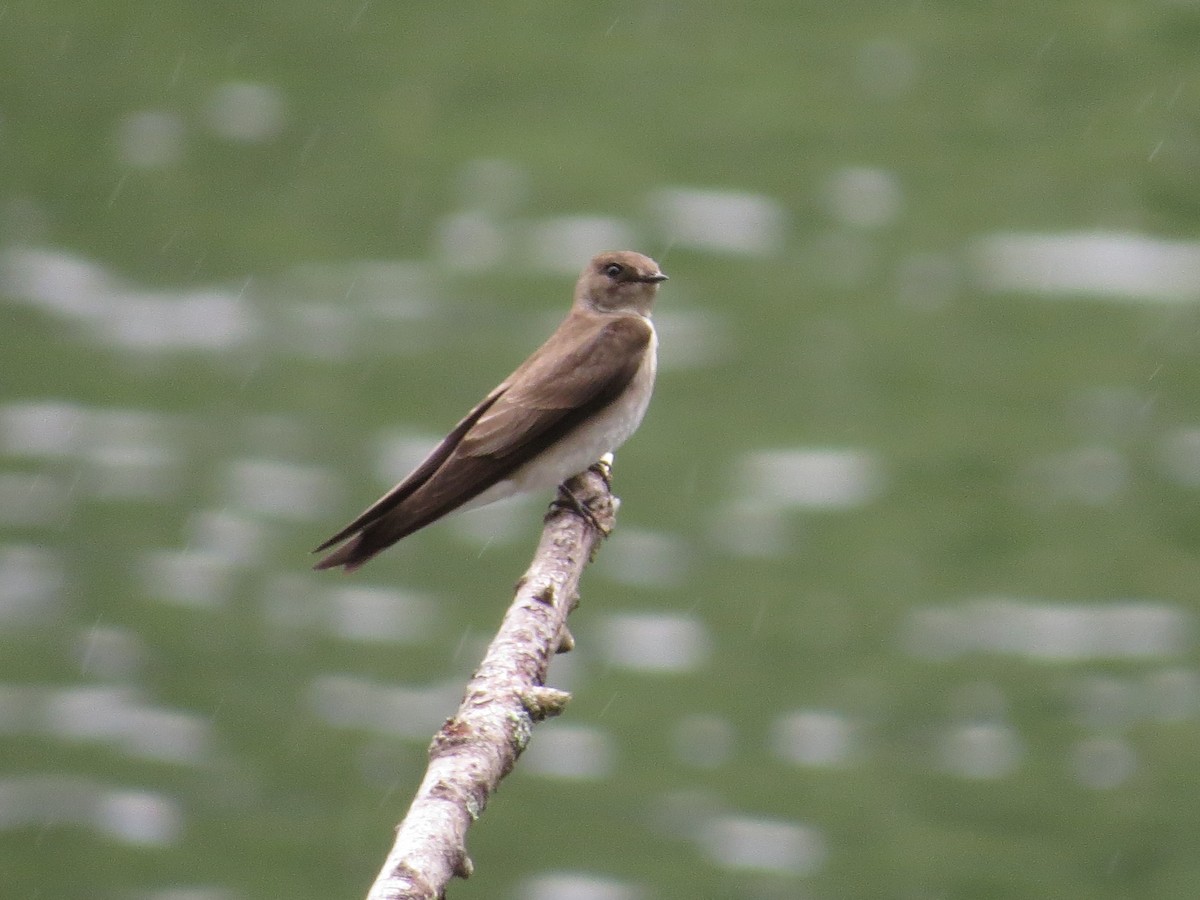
(375, 430), (441, 485)
(1, 246), (113, 320)
(435, 210), (506, 270)
(1021, 446), (1127, 506)
(597, 528), (690, 589)
(87, 436), (176, 501)
(205, 81), (286, 143)
(347, 261), (436, 322)
(1, 247), (260, 352)
(540, 644), (586, 694)
(0, 775), (104, 829)
(96, 789), (183, 846)
(76, 625), (144, 680)
(736, 448), (883, 510)
(0, 405), (182, 501)
(649, 788), (725, 840)
(520, 872), (643, 900)
(805, 230), (879, 289)
(971, 232), (1200, 303)
(710, 500), (793, 557)
(119, 707), (213, 765)
(525, 217), (639, 274)
(672, 714), (734, 769)
(0, 400), (85, 457)
(242, 414), (316, 457)
(141, 549), (237, 608)
(276, 302), (357, 361)
(1145, 669), (1200, 722)
(650, 187), (786, 256)
(0, 684), (36, 733)
(187, 509), (269, 566)
(1068, 386), (1152, 442)
(283, 260), (434, 324)
(102, 289), (258, 352)
(278, 307), (352, 367)
(903, 598), (1190, 662)
(856, 39), (918, 99)
(450, 494), (537, 545)
(84, 408), (181, 501)
(1, 684), (209, 768)
(600, 612), (710, 673)
(825, 167), (903, 229)
(262, 573), (327, 633)
(135, 889), (237, 900)
(0, 545), (64, 624)
(0, 471), (71, 526)
(938, 723), (1023, 780)
(223, 458), (336, 521)
(454, 158), (530, 215)
(308, 674), (459, 739)
(1071, 675), (1137, 731)
(1158, 427), (1200, 487)
(115, 110), (184, 168)
(701, 815), (827, 876)
(653, 308), (730, 369)
(1072, 736), (1137, 790)
(771, 710), (857, 768)
(327, 585), (433, 644)
(523, 723), (614, 780)
(44, 685), (211, 765)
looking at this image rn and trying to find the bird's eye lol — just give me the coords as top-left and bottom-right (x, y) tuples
(603, 262), (623, 278)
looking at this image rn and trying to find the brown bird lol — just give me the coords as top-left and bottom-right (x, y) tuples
(313, 250), (668, 572)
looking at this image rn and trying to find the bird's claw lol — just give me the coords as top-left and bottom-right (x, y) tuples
(549, 483), (607, 534)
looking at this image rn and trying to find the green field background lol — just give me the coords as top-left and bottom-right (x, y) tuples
(3, 2), (1200, 898)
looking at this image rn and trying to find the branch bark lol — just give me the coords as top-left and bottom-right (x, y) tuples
(363, 456), (619, 900)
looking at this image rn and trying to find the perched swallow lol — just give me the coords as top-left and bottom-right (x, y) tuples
(313, 250), (667, 572)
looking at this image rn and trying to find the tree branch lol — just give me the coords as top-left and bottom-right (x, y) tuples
(364, 456), (619, 900)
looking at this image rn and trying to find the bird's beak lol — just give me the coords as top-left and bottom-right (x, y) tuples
(641, 272), (669, 283)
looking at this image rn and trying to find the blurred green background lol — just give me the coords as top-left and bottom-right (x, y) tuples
(4, 1), (1200, 898)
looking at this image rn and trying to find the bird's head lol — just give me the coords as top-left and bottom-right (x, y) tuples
(575, 251), (668, 316)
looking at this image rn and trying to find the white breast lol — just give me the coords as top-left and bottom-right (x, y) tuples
(469, 324), (658, 507)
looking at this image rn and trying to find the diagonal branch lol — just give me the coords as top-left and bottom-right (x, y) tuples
(364, 456), (619, 900)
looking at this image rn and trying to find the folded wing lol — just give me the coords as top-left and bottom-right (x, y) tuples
(312, 315), (651, 571)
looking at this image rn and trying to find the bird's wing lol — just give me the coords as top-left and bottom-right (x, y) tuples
(311, 387), (505, 553)
(311, 315), (651, 568)
(459, 314), (653, 461)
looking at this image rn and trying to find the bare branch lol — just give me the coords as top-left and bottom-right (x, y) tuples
(364, 456), (619, 900)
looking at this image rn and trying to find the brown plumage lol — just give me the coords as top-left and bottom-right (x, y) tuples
(313, 251), (667, 572)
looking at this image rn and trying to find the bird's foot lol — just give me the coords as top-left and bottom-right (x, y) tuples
(549, 482), (608, 535)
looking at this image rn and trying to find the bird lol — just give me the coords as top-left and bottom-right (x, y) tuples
(312, 250), (668, 572)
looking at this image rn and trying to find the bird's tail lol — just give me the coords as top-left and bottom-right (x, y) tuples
(312, 538), (367, 572)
